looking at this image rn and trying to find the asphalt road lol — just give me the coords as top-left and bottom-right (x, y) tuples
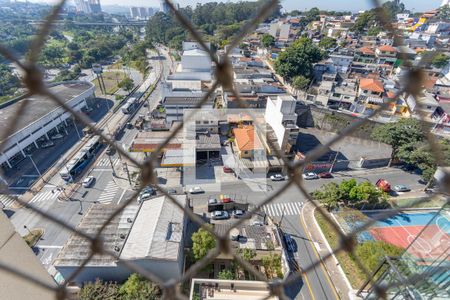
(188, 167), (424, 299)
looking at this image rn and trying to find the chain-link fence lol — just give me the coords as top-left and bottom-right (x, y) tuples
(0, 0), (449, 299)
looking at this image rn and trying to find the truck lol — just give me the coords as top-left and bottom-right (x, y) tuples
(376, 179), (391, 192)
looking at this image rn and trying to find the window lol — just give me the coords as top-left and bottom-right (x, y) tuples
(244, 151), (248, 155)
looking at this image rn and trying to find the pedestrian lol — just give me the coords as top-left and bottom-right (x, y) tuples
(51, 190), (55, 194)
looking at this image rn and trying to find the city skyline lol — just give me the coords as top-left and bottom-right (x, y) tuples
(26, 0), (442, 13)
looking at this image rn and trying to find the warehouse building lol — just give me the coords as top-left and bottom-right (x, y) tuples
(0, 81), (95, 170)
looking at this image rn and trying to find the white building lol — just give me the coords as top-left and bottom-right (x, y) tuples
(0, 81), (94, 170)
(264, 95), (299, 154)
(269, 21), (291, 40)
(54, 195), (188, 284)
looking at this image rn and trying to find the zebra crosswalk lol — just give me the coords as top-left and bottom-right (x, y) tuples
(29, 190), (61, 204)
(97, 181), (120, 204)
(97, 157), (119, 168)
(262, 202), (304, 217)
(0, 193), (18, 208)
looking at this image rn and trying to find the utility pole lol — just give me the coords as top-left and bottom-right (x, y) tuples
(329, 148), (340, 173)
(108, 154), (116, 177)
(123, 162), (131, 184)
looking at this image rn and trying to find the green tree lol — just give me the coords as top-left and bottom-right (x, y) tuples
(274, 37), (322, 81)
(0, 64), (21, 97)
(261, 253), (283, 279)
(348, 181), (387, 205)
(118, 274), (161, 300)
(79, 279), (119, 300)
(237, 248), (257, 261)
(318, 37), (336, 49)
(261, 34), (275, 48)
(351, 11), (377, 33)
(371, 118), (424, 160)
(291, 75), (310, 91)
(192, 227), (216, 261)
(118, 77), (134, 91)
(218, 269), (236, 280)
(432, 53), (450, 68)
(438, 4), (450, 19)
(312, 182), (341, 211)
(367, 26), (382, 36)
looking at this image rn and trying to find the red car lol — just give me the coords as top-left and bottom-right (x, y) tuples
(318, 172), (333, 178)
(223, 166), (233, 173)
(376, 179), (391, 192)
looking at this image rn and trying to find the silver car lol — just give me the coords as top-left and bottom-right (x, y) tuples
(211, 211), (229, 220)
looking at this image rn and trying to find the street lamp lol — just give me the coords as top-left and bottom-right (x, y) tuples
(23, 225), (33, 235)
(27, 155), (41, 176)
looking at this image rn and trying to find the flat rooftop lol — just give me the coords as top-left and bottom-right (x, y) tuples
(54, 204), (139, 267)
(0, 81), (93, 142)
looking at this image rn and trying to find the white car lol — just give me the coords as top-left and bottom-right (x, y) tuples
(208, 198), (218, 205)
(233, 209), (245, 218)
(211, 211), (229, 220)
(82, 176), (95, 188)
(302, 172), (319, 180)
(270, 174), (285, 181)
(137, 192), (153, 203)
(50, 133), (64, 140)
(189, 186), (204, 194)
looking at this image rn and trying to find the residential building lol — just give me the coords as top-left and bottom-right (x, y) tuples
(54, 195), (188, 284)
(75, 0), (101, 13)
(232, 125), (265, 159)
(358, 78), (385, 97)
(355, 47), (376, 63)
(329, 54), (354, 73)
(130, 7), (153, 19)
(264, 95), (299, 155)
(159, 0), (170, 13)
(375, 45), (398, 65)
(0, 211), (56, 299)
(189, 279), (278, 299)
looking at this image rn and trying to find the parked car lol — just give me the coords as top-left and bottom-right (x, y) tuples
(270, 174), (285, 181)
(167, 188), (177, 195)
(82, 176), (95, 188)
(50, 133), (64, 140)
(211, 211), (229, 220)
(220, 194), (233, 203)
(106, 146), (115, 155)
(223, 166), (233, 173)
(393, 185), (411, 192)
(126, 122), (133, 129)
(137, 192), (153, 203)
(208, 198), (218, 205)
(302, 172), (319, 180)
(376, 179), (391, 192)
(142, 186), (156, 195)
(251, 219), (264, 226)
(318, 172), (333, 179)
(284, 234), (297, 252)
(189, 186), (204, 194)
(40, 140), (55, 148)
(233, 209), (245, 218)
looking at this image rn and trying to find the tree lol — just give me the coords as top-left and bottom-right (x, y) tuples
(261, 34), (275, 48)
(432, 53), (450, 68)
(237, 248), (256, 261)
(218, 269), (236, 280)
(118, 78), (134, 91)
(318, 37), (336, 49)
(292, 75), (310, 91)
(119, 273), (161, 300)
(367, 26), (382, 36)
(79, 279), (119, 299)
(192, 227), (216, 261)
(274, 37), (322, 81)
(371, 118), (424, 160)
(351, 11), (377, 33)
(438, 4), (450, 19)
(348, 181), (387, 205)
(312, 182), (341, 211)
(0, 63), (21, 97)
(261, 253), (283, 279)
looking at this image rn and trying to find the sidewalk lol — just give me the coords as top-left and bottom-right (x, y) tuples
(301, 201), (360, 300)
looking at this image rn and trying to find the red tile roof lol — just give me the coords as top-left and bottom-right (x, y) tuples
(378, 45), (397, 53)
(233, 125), (263, 151)
(358, 46), (375, 55)
(359, 78), (385, 93)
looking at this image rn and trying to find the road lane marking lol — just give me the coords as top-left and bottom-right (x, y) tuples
(36, 245), (63, 249)
(117, 189), (127, 205)
(300, 204), (340, 300)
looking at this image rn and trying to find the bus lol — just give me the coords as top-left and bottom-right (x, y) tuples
(121, 97), (137, 114)
(60, 136), (103, 182)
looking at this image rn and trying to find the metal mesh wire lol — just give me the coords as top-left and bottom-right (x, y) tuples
(0, 0), (449, 299)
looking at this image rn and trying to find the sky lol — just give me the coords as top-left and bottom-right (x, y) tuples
(29, 0), (442, 13)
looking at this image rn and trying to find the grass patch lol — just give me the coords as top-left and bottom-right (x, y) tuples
(92, 71), (127, 95)
(315, 211), (367, 288)
(23, 229), (43, 247)
(390, 196), (446, 208)
(315, 210), (403, 289)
